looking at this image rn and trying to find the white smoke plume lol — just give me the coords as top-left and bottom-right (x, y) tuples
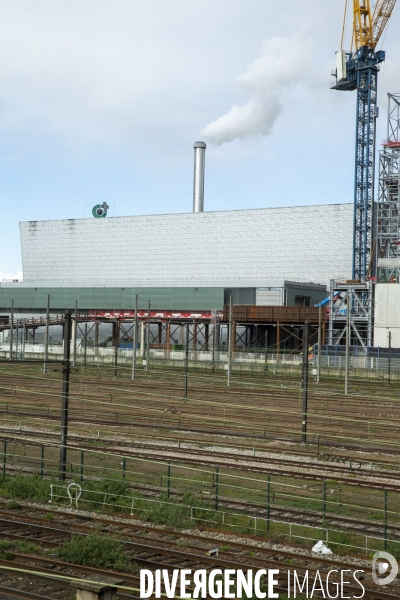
(201, 31), (316, 145)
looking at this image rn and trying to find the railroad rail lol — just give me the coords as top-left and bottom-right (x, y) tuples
(0, 503), (396, 599)
(2, 428), (400, 491)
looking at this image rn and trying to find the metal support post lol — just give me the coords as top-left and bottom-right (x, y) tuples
(43, 294), (50, 374)
(345, 301), (350, 395)
(113, 321), (118, 377)
(94, 321), (99, 350)
(72, 301), (77, 367)
(9, 300), (13, 361)
(3, 441), (7, 479)
(323, 480), (327, 527)
(265, 330), (268, 374)
(266, 474), (271, 532)
(22, 321), (26, 361)
(214, 467), (219, 511)
(301, 321), (309, 444)
(388, 331), (392, 386)
(227, 295), (233, 387)
(317, 303), (321, 383)
(184, 323), (189, 399)
(40, 446), (45, 478)
(84, 322), (88, 368)
(276, 322), (281, 360)
(328, 279), (334, 345)
(167, 461), (171, 498)
(166, 321), (171, 359)
(145, 301), (150, 371)
(59, 311), (72, 481)
(122, 456), (126, 479)
(204, 323), (209, 350)
(140, 322), (145, 357)
(212, 323), (215, 375)
(384, 489), (388, 550)
(80, 450), (84, 482)
(132, 294), (138, 380)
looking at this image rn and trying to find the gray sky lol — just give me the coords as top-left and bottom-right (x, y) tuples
(1, 0), (400, 278)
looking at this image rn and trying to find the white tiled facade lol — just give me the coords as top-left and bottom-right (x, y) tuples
(20, 204), (353, 286)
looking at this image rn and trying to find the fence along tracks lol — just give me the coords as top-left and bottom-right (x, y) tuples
(3, 427), (400, 490)
(1, 431), (400, 541)
(0, 504), (397, 599)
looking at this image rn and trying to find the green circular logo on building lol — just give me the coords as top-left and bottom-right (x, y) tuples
(92, 202), (109, 218)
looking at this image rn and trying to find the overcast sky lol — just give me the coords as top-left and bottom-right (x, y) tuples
(1, 0), (400, 279)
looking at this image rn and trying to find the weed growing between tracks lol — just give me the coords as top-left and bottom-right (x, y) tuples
(133, 492), (218, 528)
(0, 474), (50, 502)
(0, 539), (44, 560)
(57, 533), (138, 573)
(325, 528), (358, 555)
(0, 473), (218, 529)
(4, 500), (21, 510)
(0, 473), (391, 558)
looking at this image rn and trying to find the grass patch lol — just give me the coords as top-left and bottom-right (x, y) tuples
(14, 540), (44, 555)
(386, 541), (400, 561)
(0, 539), (43, 559)
(0, 474), (51, 503)
(327, 528), (359, 555)
(57, 533), (137, 573)
(5, 500), (21, 510)
(0, 541), (13, 560)
(134, 492), (218, 529)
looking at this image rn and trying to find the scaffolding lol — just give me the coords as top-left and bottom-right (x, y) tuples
(376, 92), (400, 281)
(328, 280), (373, 348)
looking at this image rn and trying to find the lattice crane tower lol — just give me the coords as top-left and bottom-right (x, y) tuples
(331, 0), (397, 281)
(376, 92), (400, 281)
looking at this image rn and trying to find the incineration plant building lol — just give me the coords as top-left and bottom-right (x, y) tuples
(0, 203), (353, 312)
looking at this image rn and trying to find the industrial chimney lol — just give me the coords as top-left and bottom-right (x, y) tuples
(193, 141), (206, 213)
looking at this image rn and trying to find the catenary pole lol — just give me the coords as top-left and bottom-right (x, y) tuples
(145, 300), (150, 371)
(317, 303), (321, 383)
(43, 294), (50, 374)
(59, 310), (72, 481)
(345, 300), (350, 395)
(132, 294), (138, 380)
(302, 321), (309, 444)
(9, 300), (13, 361)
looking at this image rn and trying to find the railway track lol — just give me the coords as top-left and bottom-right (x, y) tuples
(3, 428), (400, 493)
(3, 405), (400, 455)
(3, 364), (400, 455)
(0, 502), (396, 599)
(0, 501), (369, 562)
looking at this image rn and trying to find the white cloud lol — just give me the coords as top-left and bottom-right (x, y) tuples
(201, 30), (322, 145)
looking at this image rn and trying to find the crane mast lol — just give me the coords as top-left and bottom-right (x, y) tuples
(331, 0), (396, 281)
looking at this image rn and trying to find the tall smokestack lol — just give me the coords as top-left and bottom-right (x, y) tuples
(193, 141), (206, 213)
